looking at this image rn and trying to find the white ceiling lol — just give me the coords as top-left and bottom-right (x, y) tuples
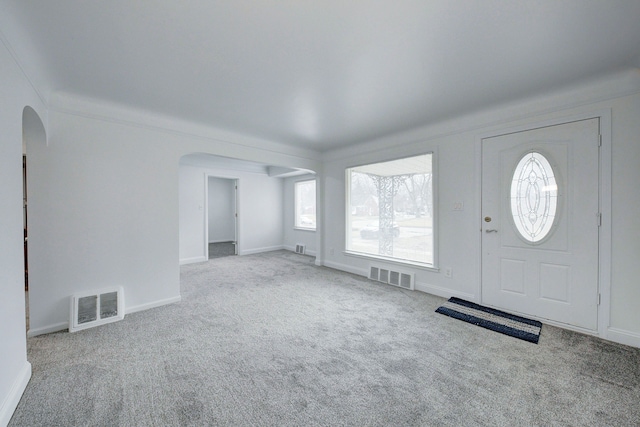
(3, 1), (640, 152)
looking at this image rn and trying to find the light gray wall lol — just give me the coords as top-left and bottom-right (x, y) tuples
(319, 70), (640, 348)
(283, 174), (317, 256)
(25, 93), (319, 337)
(0, 40), (46, 425)
(208, 177), (236, 243)
(179, 163), (284, 264)
(26, 110), (183, 336)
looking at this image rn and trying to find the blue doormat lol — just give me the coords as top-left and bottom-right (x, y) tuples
(436, 297), (542, 344)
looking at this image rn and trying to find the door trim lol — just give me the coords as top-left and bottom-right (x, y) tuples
(204, 174), (240, 259)
(475, 109), (612, 338)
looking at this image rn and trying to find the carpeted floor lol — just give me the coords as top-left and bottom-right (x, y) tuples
(10, 251), (640, 426)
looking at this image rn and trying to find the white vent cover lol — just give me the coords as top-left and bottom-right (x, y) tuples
(369, 265), (414, 290)
(295, 244), (306, 255)
(69, 287), (125, 332)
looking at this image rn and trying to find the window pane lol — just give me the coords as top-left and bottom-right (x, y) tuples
(346, 154), (433, 266)
(295, 180), (316, 230)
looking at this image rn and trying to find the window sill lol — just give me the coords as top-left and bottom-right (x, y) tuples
(294, 227), (316, 232)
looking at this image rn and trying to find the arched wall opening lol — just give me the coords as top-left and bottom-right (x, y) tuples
(178, 153), (318, 265)
(22, 106), (46, 332)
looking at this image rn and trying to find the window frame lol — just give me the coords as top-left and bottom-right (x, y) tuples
(294, 179), (316, 231)
(344, 153), (437, 270)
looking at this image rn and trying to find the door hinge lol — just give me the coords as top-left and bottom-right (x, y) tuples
(596, 212), (602, 227)
(598, 134), (602, 147)
(597, 293), (601, 306)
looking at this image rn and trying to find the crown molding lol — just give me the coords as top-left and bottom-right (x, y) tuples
(0, 28), (48, 107)
(48, 91), (322, 171)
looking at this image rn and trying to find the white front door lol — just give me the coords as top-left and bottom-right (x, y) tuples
(481, 118), (600, 331)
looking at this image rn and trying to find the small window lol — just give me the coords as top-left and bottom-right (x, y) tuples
(295, 180), (316, 230)
(346, 154), (434, 266)
(510, 151), (558, 243)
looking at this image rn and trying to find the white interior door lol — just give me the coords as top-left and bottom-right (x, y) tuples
(481, 118), (600, 331)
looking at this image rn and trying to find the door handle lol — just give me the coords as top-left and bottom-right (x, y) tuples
(485, 229), (498, 233)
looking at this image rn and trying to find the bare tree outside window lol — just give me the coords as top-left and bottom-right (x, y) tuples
(346, 154), (433, 266)
(295, 180), (316, 230)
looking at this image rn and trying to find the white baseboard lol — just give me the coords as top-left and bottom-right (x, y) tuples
(126, 295), (182, 315)
(179, 256), (207, 265)
(284, 245), (317, 257)
(322, 260), (369, 277)
(322, 260), (476, 302)
(27, 321), (68, 337)
(27, 296), (182, 338)
(607, 327), (640, 349)
(0, 361), (31, 427)
(239, 245), (284, 256)
(414, 282), (476, 302)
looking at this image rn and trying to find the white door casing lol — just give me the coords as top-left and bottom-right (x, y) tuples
(481, 118), (600, 331)
(205, 175), (239, 258)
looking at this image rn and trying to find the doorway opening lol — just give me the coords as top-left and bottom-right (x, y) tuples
(22, 106), (47, 333)
(23, 154), (29, 331)
(206, 176), (238, 260)
(23, 154), (28, 291)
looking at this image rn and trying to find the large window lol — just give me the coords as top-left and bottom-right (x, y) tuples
(295, 179), (316, 230)
(346, 154), (434, 266)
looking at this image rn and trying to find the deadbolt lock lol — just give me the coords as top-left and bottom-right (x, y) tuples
(484, 216), (492, 222)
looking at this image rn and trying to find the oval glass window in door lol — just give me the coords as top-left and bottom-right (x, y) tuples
(510, 151), (558, 243)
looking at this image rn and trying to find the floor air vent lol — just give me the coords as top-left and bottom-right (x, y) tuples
(369, 266), (414, 290)
(69, 287), (125, 332)
(295, 244), (306, 255)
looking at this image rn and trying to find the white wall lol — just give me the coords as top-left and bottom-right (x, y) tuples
(180, 163), (284, 263)
(0, 39), (45, 426)
(283, 174), (317, 256)
(179, 164), (206, 264)
(26, 110), (183, 335)
(319, 69), (640, 348)
(208, 177), (236, 243)
(321, 130), (477, 299)
(24, 92), (319, 337)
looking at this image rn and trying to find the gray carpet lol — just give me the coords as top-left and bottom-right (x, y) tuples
(10, 250), (640, 426)
(209, 242), (236, 259)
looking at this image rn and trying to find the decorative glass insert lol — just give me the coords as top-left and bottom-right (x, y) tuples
(510, 151), (558, 243)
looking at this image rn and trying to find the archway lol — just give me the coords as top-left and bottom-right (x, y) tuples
(22, 106), (46, 331)
(178, 153), (317, 265)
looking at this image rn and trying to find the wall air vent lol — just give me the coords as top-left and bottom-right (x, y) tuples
(369, 265), (414, 290)
(69, 287), (125, 332)
(295, 244), (306, 255)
